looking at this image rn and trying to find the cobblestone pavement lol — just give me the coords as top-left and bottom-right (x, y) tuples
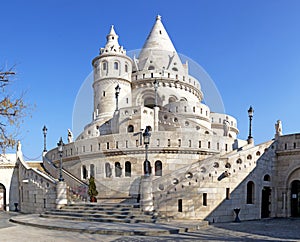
(1, 212), (300, 242)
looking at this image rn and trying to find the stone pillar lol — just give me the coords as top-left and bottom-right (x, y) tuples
(154, 106), (160, 132)
(140, 176), (154, 212)
(56, 181), (68, 209)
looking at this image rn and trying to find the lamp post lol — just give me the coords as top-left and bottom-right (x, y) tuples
(115, 84), (121, 111)
(143, 126), (151, 176)
(42, 125), (47, 152)
(153, 79), (159, 107)
(248, 106), (254, 140)
(57, 137), (64, 181)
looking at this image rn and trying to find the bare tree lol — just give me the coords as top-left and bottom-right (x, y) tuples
(0, 66), (29, 152)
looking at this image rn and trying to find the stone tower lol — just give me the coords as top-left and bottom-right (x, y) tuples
(92, 25), (132, 123)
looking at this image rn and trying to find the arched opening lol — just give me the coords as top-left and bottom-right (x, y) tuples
(246, 181), (254, 204)
(82, 165), (88, 180)
(144, 97), (155, 108)
(127, 125), (134, 133)
(155, 160), (162, 176)
(105, 163), (112, 178)
(143, 160), (151, 175)
(0, 184), (6, 211)
(291, 180), (300, 217)
(263, 174), (271, 181)
(115, 162), (122, 177)
(90, 164), (95, 178)
(114, 62), (119, 70)
(148, 65), (155, 70)
(125, 161), (131, 177)
(261, 186), (271, 218)
(168, 96), (177, 103)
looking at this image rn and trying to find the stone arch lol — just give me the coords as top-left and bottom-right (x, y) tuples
(115, 162), (122, 177)
(155, 160), (162, 176)
(0, 183), (6, 211)
(246, 181), (255, 204)
(82, 165), (88, 180)
(168, 95), (177, 103)
(125, 161), (131, 177)
(105, 163), (112, 178)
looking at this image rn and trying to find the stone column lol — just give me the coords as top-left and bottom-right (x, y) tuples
(140, 175), (154, 212)
(56, 181), (68, 209)
(154, 106), (159, 132)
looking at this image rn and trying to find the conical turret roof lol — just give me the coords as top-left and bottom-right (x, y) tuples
(137, 16), (185, 75)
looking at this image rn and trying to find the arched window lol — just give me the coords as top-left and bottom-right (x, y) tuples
(102, 62), (107, 70)
(144, 97), (155, 108)
(90, 164), (95, 177)
(155, 160), (162, 176)
(125, 161), (131, 177)
(114, 62), (119, 70)
(125, 64), (128, 72)
(105, 163), (112, 178)
(148, 65), (155, 70)
(247, 181), (255, 204)
(168, 96), (176, 103)
(115, 162), (122, 177)
(127, 125), (134, 133)
(82, 165), (88, 179)
(264, 174), (271, 181)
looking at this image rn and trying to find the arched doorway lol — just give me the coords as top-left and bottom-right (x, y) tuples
(291, 180), (300, 217)
(0, 184), (6, 211)
(261, 186), (271, 218)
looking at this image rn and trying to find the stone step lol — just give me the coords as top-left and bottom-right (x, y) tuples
(41, 202), (157, 224)
(40, 213), (157, 223)
(44, 210), (156, 220)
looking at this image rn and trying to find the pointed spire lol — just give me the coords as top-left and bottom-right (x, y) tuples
(100, 25), (126, 55)
(137, 16), (185, 74)
(140, 15), (176, 53)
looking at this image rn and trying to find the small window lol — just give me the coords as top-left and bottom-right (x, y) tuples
(114, 62), (119, 70)
(178, 139), (181, 147)
(264, 174), (270, 181)
(157, 139), (160, 147)
(102, 62), (107, 70)
(107, 142), (109, 149)
(246, 181), (254, 204)
(226, 188), (230, 200)
(193, 107), (195, 112)
(115, 162), (122, 177)
(125, 64), (128, 72)
(116, 141), (119, 149)
(90, 164), (95, 177)
(103, 91), (106, 97)
(199, 141), (201, 148)
(178, 199), (183, 212)
(203, 193), (207, 206)
(127, 125), (134, 133)
(189, 140), (192, 147)
(82, 165), (88, 179)
(148, 65), (155, 70)
(155, 160), (162, 176)
(167, 139), (171, 147)
(125, 161), (131, 177)
(225, 144), (228, 151)
(208, 141), (211, 149)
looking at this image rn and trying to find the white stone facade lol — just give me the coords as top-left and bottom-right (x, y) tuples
(40, 16), (300, 222)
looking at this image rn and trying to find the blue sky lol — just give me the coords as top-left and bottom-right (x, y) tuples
(1, 0), (300, 159)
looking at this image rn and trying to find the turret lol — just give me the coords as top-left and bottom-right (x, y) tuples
(92, 25), (133, 122)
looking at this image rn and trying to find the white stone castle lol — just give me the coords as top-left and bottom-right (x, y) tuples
(1, 16), (300, 223)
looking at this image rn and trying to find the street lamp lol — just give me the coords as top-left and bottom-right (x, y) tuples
(42, 125), (47, 152)
(248, 106), (254, 140)
(143, 126), (151, 176)
(153, 79), (159, 107)
(115, 84), (121, 111)
(57, 137), (64, 181)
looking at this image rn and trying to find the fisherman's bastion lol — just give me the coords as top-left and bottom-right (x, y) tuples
(1, 16), (300, 226)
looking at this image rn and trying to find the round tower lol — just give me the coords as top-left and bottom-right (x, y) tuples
(92, 25), (132, 122)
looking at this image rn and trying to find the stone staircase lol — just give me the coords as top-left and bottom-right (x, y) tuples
(41, 202), (157, 223)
